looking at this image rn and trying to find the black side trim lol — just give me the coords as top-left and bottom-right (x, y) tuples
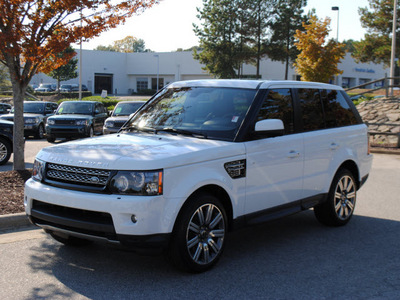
(360, 174), (369, 188)
(117, 233), (171, 254)
(232, 194), (327, 230)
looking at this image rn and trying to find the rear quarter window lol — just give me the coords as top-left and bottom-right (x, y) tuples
(321, 90), (359, 128)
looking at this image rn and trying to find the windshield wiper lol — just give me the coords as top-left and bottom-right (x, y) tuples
(120, 124), (157, 134)
(159, 127), (207, 139)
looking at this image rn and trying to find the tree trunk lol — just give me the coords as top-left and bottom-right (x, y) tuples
(11, 82), (26, 170)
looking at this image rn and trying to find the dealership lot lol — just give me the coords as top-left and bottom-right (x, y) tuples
(0, 140), (400, 298)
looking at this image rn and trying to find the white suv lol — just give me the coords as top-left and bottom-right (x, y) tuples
(25, 80), (372, 272)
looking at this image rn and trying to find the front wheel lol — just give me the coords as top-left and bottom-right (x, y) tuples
(0, 138), (11, 165)
(314, 169), (357, 226)
(87, 126), (94, 138)
(35, 123), (45, 139)
(168, 193), (227, 273)
(46, 135), (56, 143)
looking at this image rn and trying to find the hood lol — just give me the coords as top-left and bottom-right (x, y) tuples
(36, 132), (245, 170)
(1, 113), (45, 120)
(106, 116), (130, 122)
(49, 114), (93, 119)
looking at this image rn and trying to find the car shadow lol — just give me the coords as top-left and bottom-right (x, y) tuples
(27, 211), (400, 299)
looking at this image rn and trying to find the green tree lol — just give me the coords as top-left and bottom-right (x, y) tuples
(95, 36), (148, 53)
(352, 0), (399, 65)
(194, 0), (241, 78)
(0, 62), (9, 85)
(267, 0), (308, 80)
(294, 15), (345, 83)
(47, 47), (78, 92)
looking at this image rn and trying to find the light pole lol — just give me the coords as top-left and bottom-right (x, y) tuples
(331, 6), (339, 42)
(154, 54), (159, 92)
(332, 6), (340, 85)
(390, 0), (398, 96)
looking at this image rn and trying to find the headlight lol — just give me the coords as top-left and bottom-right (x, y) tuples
(47, 119), (55, 125)
(105, 121), (114, 128)
(109, 170), (163, 195)
(25, 117), (39, 124)
(76, 119), (88, 126)
(32, 159), (46, 182)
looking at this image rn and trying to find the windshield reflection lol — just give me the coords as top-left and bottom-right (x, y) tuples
(125, 87), (256, 141)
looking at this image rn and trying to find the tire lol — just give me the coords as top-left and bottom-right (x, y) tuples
(0, 137), (12, 165)
(314, 169), (357, 226)
(35, 123), (45, 139)
(168, 193), (227, 273)
(87, 126), (94, 138)
(46, 135), (56, 143)
(49, 231), (92, 247)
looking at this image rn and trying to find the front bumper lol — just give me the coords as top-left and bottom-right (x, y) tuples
(103, 126), (119, 134)
(46, 124), (89, 138)
(25, 179), (174, 249)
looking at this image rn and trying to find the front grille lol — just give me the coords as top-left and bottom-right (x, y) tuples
(45, 163), (112, 189)
(55, 119), (75, 125)
(113, 121), (126, 128)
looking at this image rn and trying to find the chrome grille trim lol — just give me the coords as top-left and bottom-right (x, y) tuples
(46, 163), (111, 187)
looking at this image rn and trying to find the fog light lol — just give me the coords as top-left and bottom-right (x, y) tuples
(131, 215), (137, 223)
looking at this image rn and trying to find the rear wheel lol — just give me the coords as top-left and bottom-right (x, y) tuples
(168, 193), (227, 272)
(314, 169), (357, 226)
(0, 138), (11, 165)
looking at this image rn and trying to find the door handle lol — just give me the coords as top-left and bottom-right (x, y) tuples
(288, 150), (300, 158)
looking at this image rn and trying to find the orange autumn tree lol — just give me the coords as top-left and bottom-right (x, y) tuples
(294, 15), (345, 83)
(0, 0), (158, 170)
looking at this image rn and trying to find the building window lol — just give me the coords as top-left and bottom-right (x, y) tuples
(151, 78), (164, 90)
(137, 78), (148, 91)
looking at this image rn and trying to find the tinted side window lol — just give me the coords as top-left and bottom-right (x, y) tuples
(298, 88), (325, 132)
(321, 90), (358, 128)
(257, 89), (294, 134)
(0, 105), (4, 113)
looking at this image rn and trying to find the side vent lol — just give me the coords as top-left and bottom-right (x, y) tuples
(224, 160), (246, 179)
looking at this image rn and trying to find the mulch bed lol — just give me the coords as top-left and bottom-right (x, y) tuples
(0, 170), (32, 215)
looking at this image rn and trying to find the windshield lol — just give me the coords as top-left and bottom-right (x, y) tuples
(125, 87), (256, 141)
(112, 102), (144, 116)
(11, 102), (44, 114)
(56, 102), (93, 115)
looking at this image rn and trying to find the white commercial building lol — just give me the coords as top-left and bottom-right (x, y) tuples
(32, 50), (389, 95)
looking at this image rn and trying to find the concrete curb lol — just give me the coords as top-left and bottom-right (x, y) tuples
(0, 212), (33, 231)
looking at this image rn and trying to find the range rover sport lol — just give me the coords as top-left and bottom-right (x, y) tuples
(25, 80), (372, 272)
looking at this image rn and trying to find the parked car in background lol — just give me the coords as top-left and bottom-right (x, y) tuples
(35, 83), (56, 92)
(59, 84), (74, 92)
(0, 101), (58, 139)
(0, 119), (13, 165)
(71, 84), (88, 91)
(46, 101), (108, 142)
(0, 103), (12, 115)
(103, 101), (145, 134)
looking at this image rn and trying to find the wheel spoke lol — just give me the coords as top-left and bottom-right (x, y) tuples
(335, 201), (342, 212)
(187, 236), (200, 249)
(205, 204), (213, 225)
(203, 244), (210, 263)
(210, 229), (225, 238)
(209, 212), (223, 229)
(347, 191), (356, 200)
(197, 207), (205, 226)
(335, 192), (342, 200)
(208, 239), (221, 254)
(346, 201), (354, 211)
(192, 244), (202, 262)
(189, 221), (200, 234)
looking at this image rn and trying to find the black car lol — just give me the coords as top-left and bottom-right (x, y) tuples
(0, 103), (12, 115)
(46, 101), (108, 142)
(0, 101), (58, 139)
(103, 101), (146, 134)
(0, 119), (13, 165)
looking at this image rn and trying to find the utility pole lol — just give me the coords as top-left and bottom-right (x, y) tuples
(390, 0), (398, 96)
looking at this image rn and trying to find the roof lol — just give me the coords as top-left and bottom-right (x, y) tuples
(168, 79), (343, 91)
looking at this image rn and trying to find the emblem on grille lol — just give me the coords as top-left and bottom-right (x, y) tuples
(90, 176), (100, 183)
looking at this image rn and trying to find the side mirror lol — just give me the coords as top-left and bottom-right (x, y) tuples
(254, 119), (285, 137)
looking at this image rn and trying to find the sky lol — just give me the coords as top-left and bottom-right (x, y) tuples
(78, 0), (371, 52)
